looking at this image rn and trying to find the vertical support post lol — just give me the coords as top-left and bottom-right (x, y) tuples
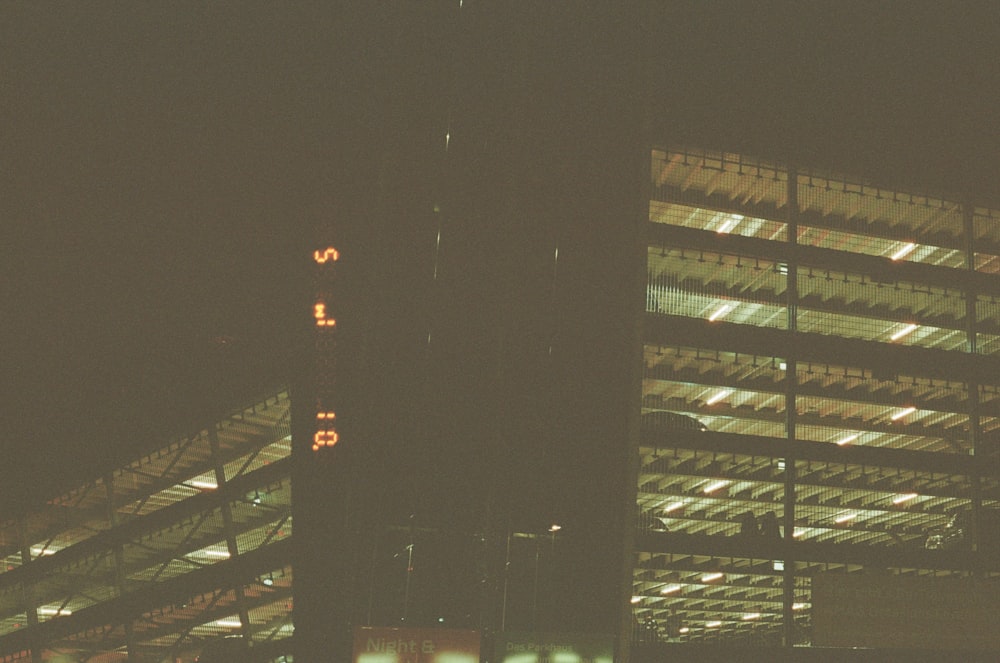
(209, 426), (254, 644)
(105, 474), (138, 659)
(963, 202), (983, 566)
(782, 165), (799, 648)
(16, 517), (41, 662)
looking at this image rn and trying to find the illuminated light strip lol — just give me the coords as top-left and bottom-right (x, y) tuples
(742, 613), (761, 621)
(705, 389), (731, 405)
(201, 550), (231, 558)
(701, 572), (724, 582)
(893, 493), (919, 504)
(189, 479), (218, 489)
(890, 242), (916, 261)
(661, 585), (682, 594)
(890, 323), (918, 340)
(703, 480), (729, 494)
(717, 214), (742, 234)
(834, 513), (857, 524)
(793, 603), (808, 611)
(835, 433), (859, 446)
(316, 411), (336, 420)
(38, 608), (71, 616)
(662, 501), (685, 514)
(890, 406), (917, 421)
(708, 303), (733, 321)
(214, 619), (243, 628)
(313, 247), (340, 263)
(679, 627), (690, 634)
(630, 596), (642, 604)
(706, 621), (722, 628)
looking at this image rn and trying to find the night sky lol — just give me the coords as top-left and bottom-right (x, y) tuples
(4, 2), (999, 518)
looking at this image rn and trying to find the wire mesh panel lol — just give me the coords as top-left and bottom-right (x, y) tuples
(795, 268), (967, 351)
(648, 248), (788, 330)
(632, 552), (787, 646)
(792, 360), (969, 454)
(973, 207), (1000, 274)
(651, 149), (789, 216)
(795, 172), (965, 269)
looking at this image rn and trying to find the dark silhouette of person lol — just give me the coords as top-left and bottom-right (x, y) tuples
(759, 511), (781, 539)
(738, 510), (758, 537)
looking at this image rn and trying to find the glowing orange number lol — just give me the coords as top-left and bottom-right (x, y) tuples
(312, 430), (339, 451)
(314, 302), (336, 328)
(313, 247), (340, 264)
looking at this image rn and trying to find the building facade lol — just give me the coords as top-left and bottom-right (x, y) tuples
(0, 390), (293, 662)
(632, 147), (1000, 655)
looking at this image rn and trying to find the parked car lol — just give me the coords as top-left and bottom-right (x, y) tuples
(925, 509), (1000, 551)
(642, 410), (707, 432)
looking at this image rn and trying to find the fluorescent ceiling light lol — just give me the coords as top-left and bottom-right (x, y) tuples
(703, 480), (729, 494)
(663, 501), (685, 514)
(706, 620), (722, 628)
(30, 547), (57, 556)
(890, 242), (916, 260)
(835, 433), (859, 446)
(793, 602), (808, 611)
(201, 550), (231, 558)
(630, 596), (642, 604)
(834, 513), (857, 524)
(892, 493), (919, 504)
(701, 572), (724, 582)
(742, 613), (761, 621)
(679, 627), (690, 634)
(891, 406), (917, 421)
(793, 528), (807, 538)
(213, 619), (242, 628)
(705, 389), (731, 405)
(717, 214), (742, 234)
(708, 304), (733, 321)
(189, 479), (218, 490)
(890, 323), (918, 341)
(661, 585), (682, 594)
(38, 608), (71, 616)
(773, 560), (784, 571)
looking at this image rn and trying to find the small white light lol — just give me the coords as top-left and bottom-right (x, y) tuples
(679, 626), (690, 634)
(793, 528), (807, 538)
(891, 406), (917, 421)
(630, 595), (642, 604)
(706, 620), (722, 628)
(777, 459), (786, 470)
(705, 389), (731, 405)
(890, 242), (916, 261)
(701, 572), (724, 583)
(893, 493), (919, 504)
(778, 362), (787, 370)
(742, 613), (761, 621)
(703, 480), (729, 495)
(834, 513), (857, 524)
(708, 304), (733, 321)
(661, 585), (682, 595)
(548, 523), (562, 532)
(214, 619), (242, 628)
(793, 602), (808, 611)
(189, 479), (218, 490)
(890, 323), (918, 341)
(663, 501), (685, 514)
(773, 560), (784, 571)
(836, 433), (859, 446)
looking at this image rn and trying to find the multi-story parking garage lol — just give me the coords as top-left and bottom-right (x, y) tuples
(0, 390), (293, 662)
(632, 147), (1000, 654)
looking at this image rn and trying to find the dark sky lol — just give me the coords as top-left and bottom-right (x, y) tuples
(3, 2), (998, 510)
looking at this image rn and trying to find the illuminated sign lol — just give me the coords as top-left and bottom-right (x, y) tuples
(353, 627), (480, 663)
(495, 632), (614, 663)
(312, 246), (340, 452)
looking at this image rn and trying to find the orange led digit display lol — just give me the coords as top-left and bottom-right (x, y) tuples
(312, 246), (340, 453)
(314, 302), (336, 327)
(313, 247), (340, 264)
